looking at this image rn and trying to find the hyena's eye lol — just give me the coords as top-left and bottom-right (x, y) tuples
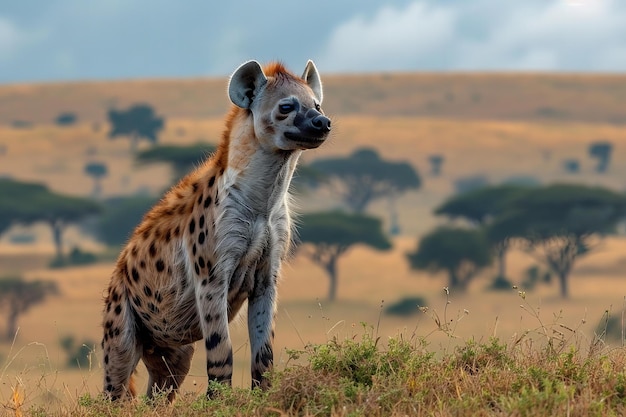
(314, 102), (321, 111)
(278, 103), (295, 114)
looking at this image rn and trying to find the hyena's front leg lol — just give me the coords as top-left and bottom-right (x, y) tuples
(196, 281), (233, 395)
(248, 268), (277, 390)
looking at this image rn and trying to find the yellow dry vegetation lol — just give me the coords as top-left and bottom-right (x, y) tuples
(1, 74), (626, 411)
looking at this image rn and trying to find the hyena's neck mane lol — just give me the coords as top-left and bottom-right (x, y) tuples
(212, 103), (300, 216)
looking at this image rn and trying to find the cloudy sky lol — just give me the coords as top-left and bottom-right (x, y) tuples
(1, 0), (625, 84)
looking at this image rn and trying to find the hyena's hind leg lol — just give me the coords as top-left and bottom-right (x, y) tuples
(102, 306), (142, 400)
(143, 344), (195, 402)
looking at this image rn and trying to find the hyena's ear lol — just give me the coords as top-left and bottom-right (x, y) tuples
(228, 60), (268, 109)
(302, 60), (323, 104)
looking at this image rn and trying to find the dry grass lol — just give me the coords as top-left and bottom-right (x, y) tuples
(2, 73), (626, 124)
(1, 74), (626, 415)
(2, 237), (626, 416)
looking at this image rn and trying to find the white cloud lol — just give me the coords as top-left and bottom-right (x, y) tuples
(0, 17), (24, 61)
(319, 2), (457, 72)
(320, 0), (626, 72)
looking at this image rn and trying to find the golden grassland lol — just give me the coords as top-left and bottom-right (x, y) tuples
(2, 72), (626, 124)
(2, 236), (626, 413)
(1, 73), (626, 414)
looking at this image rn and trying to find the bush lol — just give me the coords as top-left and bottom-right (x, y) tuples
(95, 196), (158, 246)
(55, 112), (77, 126)
(385, 296), (427, 316)
(60, 335), (96, 369)
(596, 314), (623, 343)
(488, 275), (513, 291)
(49, 247), (98, 268)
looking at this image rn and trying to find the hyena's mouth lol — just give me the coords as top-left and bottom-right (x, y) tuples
(284, 131), (327, 148)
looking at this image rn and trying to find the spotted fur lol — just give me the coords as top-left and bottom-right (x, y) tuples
(101, 60), (331, 401)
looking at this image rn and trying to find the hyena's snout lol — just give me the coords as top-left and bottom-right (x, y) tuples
(306, 108), (331, 135)
(287, 108), (331, 147)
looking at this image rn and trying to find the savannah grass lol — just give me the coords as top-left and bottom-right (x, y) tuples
(3, 291), (626, 417)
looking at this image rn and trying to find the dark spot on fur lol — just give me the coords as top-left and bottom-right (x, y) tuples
(197, 193), (203, 205)
(131, 245), (139, 257)
(198, 231), (205, 245)
(106, 384), (114, 392)
(111, 291), (119, 302)
(201, 279), (208, 286)
(203, 196), (212, 208)
(156, 259), (165, 272)
(192, 244), (197, 256)
(174, 226), (181, 237)
(198, 256), (205, 269)
(194, 263), (200, 275)
(205, 332), (223, 350)
(192, 182), (199, 192)
(132, 268), (140, 282)
(207, 353), (233, 370)
(155, 291), (163, 303)
(204, 313), (212, 322)
(133, 295), (142, 307)
(144, 285), (153, 297)
(142, 229), (150, 240)
(148, 302), (158, 314)
(189, 219), (196, 234)
(114, 328), (120, 336)
(105, 320), (113, 329)
(106, 302), (111, 312)
(208, 176), (216, 187)
(199, 215), (205, 229)
(165, 230), (171, 243)
(139, 260), (146, 270)
(149, 242), (157, 258)
(114, 304), (122, 315)
(104, 355), (109, 365)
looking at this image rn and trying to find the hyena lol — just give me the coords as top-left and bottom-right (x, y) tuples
(101, 60), (331, 401)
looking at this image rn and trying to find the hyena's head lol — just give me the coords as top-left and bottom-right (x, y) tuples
(228, 60), (331, 151)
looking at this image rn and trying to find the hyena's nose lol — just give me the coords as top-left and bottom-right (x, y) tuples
(305, 109), (330, 133)
(311, 114), (332, 133)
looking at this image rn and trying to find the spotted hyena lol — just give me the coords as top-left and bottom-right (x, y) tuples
(101, 60), (331, 401)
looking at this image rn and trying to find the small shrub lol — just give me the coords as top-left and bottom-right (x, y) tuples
(385, 296), (427, 316)
(60, 335), (96, 369)
(55, 112), (77, 126)
(11, 120), (32, 129)
(488, 275), (513, 291)
(49, 247), (98, 268)
(596, 314), (623, 343)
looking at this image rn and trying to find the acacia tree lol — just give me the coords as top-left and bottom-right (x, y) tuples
(406, 227), (492, 292)
(0, 276), (59, 341)
(0, 179), (101, 260)
(108, 103), (165, 153)
(488, 184), (626, 298)
(84, 161), (108, 198)
(588, 141), (613, 173)
(309, 148), (421, 213)
(297, 211), (392, 301)
(435, 184), (531, 283)
(135, 143), (216, 182)
(428, 154), (444, 176)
